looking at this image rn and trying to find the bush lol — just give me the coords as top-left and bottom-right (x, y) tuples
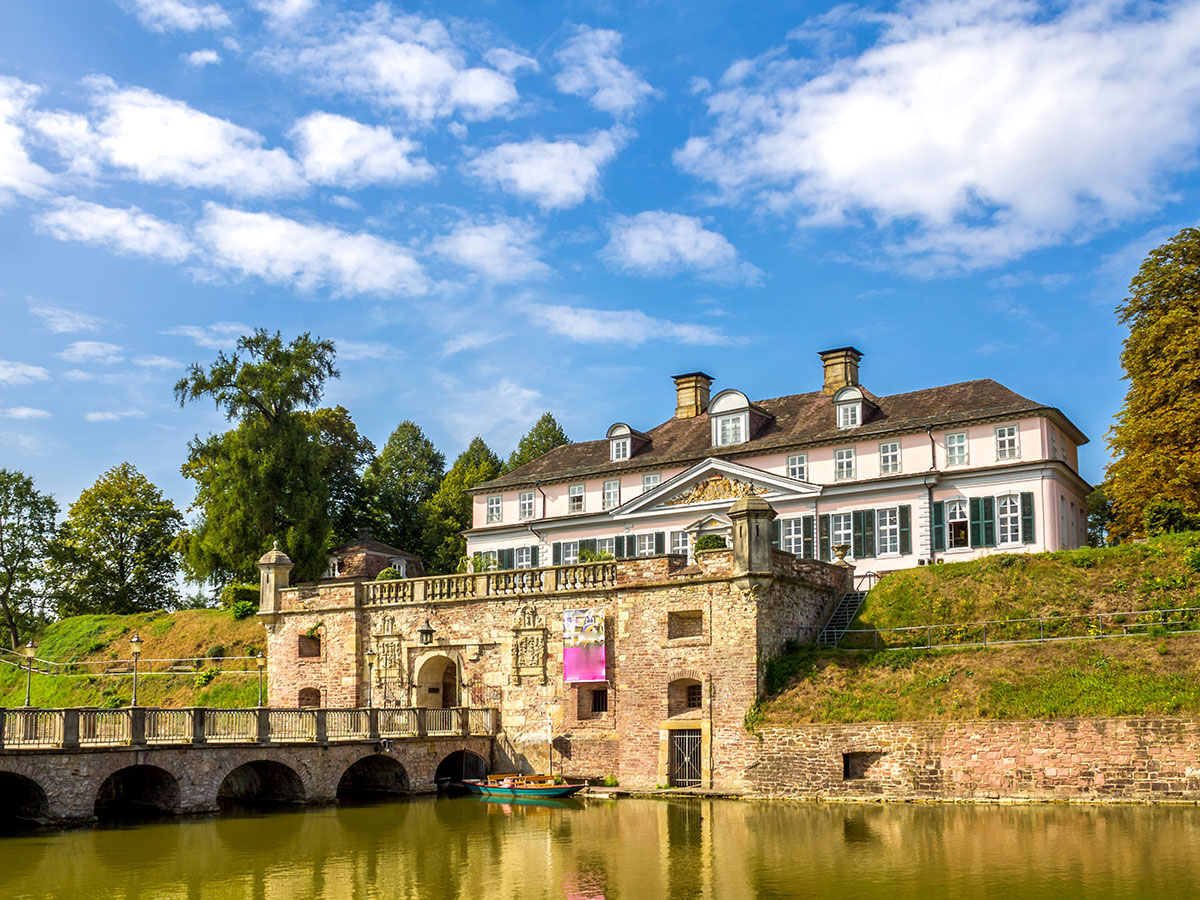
(602, 775), (618, 787)
(219, 582), (258, 609)
(1184, 546), (1200, 573)
(1143, 499), (1200, 536)
(231, 600), (257, 620)
(205, 644), (226, 659)
(375, 567), (403, 581)
(194, 668), (218, 687)
(579, 548), (614, 562)
(695, 534), (727, 551)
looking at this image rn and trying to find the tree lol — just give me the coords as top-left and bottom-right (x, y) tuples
(363, 421), (445, 552)
(504, 413), (569, 473)
(1105, 227), (1200, 537)
(49, 463), (184, 616)
(0, 469), (57, 649)
(1085, 486), (1115, 547)
(421, 437), (501, 574)
(303, 406), (375, 546)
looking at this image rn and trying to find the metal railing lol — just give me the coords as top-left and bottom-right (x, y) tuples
(326, 709), (370, 741)
(839, 605), (1200, 651)
(2, 710), (64, 748)
(145, 709), (192, 744)
(362, 560), (617, 606)
(378, 707), (419, 737)
(204, 709), (258, 743)
(425, 708), (461, 735)
(79, 710), (131, 746)
(0, 647), (263, 678)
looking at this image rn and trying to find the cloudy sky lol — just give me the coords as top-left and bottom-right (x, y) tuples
(2, 0), (1197, 513)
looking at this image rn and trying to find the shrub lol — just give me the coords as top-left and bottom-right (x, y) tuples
(695, 534), (727, 551)
(194, 669), (218, 687)
(205, 644), (226, 659)
(1143, 499), (1200, 536)
(1184, 546), (1200, 573)
(579, 548), (614, 562)
(219, 582), (258, 609)
(375, 566), (403, 581)
(231, 600), (257, 620)
(602, 775), (618, 787)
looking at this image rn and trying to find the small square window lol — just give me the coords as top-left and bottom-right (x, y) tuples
(946, 432), (969, 466)
(879, 441), (901, 476)
(670, 531), (689, 556)
(834, 448), (856, 481)
(636, 534), (657, 556)
(611, 438), (630, 461)
(787, 453), (807, 480)
(715, 414), (745, 446)
(603, 479), (620, 510)
(486, 495), (502, 523)
(515, 547), (532, 569)
(591, 688), (608, 713)
(560, 541), (579, 565)
(642, 473), (661, 492)
(996, 425), (1020, 460)
(837, 403), (860, 429)
(519, 491), (535, 519)
(686, 684), (702, 708)
(568, 484), (585, 513)
(668, 610), (703, 639)
(597, 537), (615, 556)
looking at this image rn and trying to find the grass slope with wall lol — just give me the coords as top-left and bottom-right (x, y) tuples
(0, 610), (265, 709)
(759, 533), (1200, 726)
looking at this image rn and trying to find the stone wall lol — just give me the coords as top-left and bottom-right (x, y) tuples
(746, 719), (1200, 801)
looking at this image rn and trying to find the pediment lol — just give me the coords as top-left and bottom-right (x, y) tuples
(612, 457), (820, 518)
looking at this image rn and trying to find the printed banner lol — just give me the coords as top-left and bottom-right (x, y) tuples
(562, 607), (606, 683)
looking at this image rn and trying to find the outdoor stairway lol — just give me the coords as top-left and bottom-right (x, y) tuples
(817, 591), (868, 647)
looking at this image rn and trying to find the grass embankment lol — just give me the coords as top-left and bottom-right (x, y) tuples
(758, 532), (1200, 726)
(0, 610), (265, 709)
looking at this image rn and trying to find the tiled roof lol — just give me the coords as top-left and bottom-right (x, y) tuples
(474, 378), (1087, 492)
(329, 537), (422, 560)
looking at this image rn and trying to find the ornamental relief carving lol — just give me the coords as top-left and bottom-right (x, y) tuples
(664, 475), (769, 506)
(511, 602), (547, 685)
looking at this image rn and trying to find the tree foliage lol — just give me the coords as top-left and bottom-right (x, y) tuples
(364, 420), (445, 552)
(504, 412), (569, 473)
(0, 469), (57, 648)
(1085, 486), (1116, 548)
(49, 463), (184, 616)
(421, 437), (501, 574)
(1105, 227), (1200, 537)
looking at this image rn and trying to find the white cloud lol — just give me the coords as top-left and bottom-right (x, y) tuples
(676, 0), (1200, 269)
(163, 321), (248, 349)
(523, 302), (730, 346)
(484, 48), (539, 76)
(184, 49), (222, 67)
(466, 129), (626, 210)
(603, 211), (761, 284)
(333, 340), (394, 361)
(196, 203), (428, 296)
(0, 432), (44, 455)
(0, 360), (51, 386)
(433, 219), (550, 282)
(28, 303), (104, 334)
(122, 0), (231, 33)
(252, 0), (315, 25)
(30, 111), (99, 177)
(440, 376), (543, 446)
(84, 409), (146, 422)
(1, 407), (50, 420)
(132, 354), (183, 368)
(62, 369), (94, 382)
(261, 9), (518, 122)
(57, 341), (125, 365)
(34, 198), (194, 262)
(289, 112), (434, 187)
(553, 26), (654, 116)
(0, 77), (53, 206)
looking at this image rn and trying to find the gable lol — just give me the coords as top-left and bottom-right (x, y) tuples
(612, 457), (820, 518)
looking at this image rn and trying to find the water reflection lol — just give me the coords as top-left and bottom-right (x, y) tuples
(1, 799), (1199, 899)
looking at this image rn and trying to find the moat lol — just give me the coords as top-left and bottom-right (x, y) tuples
(3, 796), (1199, 899)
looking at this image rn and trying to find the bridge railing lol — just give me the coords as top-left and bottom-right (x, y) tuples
(362, 561), (618, 606)
(0, 706), (498, 750)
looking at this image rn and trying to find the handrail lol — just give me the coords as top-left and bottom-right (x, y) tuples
(362, 560), (618, 605)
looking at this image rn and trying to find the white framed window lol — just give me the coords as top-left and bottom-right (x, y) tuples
(830, 513), (853, 558)
(603, 479), (620, 509)
(636, 534), (657, 556)
(834, 447), (856, 481)
(610, 437), (630, 461)
(486, 495), (502, 523)
(947, 499), (969, 549)
(518, 490), (535, 520)
(879, 441), (901, 475)
(876, 507), (900, 555)
(715, 413), (745, 446)
(670, 531), (689, 555)
(515, 547), (533, 569)
(481, 549), (499, 566)
(782, 518), (805, 555)
(1050, 428), (1058, 461)
(568, 484), (584, 513)
(998, 495), (1021, 544)
(561, 542), (580, 565)
(597, 537), (615, 557)
(996, 424), (1020, 460)
(836, 402), (860, 429)
(642, 473), (661, 492)
(787, 453), (807, 480)
(946, 431), (969, 466)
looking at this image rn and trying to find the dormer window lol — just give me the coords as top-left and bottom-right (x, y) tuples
(833, 385), (865, 430)
(611, 438), (630, 461)
(606, 423), (648, 461)
(707, 389), (769, 448)
(716, 413), (746, 446)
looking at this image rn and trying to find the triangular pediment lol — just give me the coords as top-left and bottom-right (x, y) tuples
(612, 457), (820, 518)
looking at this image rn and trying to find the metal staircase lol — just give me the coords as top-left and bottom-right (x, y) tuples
(817, 590), (868, 647)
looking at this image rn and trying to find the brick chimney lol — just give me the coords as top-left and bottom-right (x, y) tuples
(672, 372), (713, 419)
(818, 347), (863, 395)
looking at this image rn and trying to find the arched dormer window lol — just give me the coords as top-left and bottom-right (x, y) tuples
(606, 423), (649, 461)
(833, 385), (864, 430)
(709, 390), (750, 447)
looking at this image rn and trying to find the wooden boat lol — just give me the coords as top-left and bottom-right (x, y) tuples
(462, 774), (586, 799)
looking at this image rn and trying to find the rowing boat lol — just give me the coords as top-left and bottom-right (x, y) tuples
(462, 775), (586, 799)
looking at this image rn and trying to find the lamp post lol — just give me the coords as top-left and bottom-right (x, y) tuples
(22, 640), (36, 707)
(129, 632), (143, 707)
(364, 646), (376, 708)
(417, 619), (435, 646)
(255, 652), (266, 707)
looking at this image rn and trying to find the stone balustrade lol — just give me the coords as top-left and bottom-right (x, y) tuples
(361, 561), (619, 606)
(0, 706), (497, 751)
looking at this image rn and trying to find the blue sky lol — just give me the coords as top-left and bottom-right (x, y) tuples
(1, 0), (1196, 515)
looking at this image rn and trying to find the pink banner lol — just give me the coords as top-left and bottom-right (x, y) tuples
(563, 608), (606, 682)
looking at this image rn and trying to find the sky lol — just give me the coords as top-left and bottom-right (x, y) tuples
(1, 0), (1197, 517)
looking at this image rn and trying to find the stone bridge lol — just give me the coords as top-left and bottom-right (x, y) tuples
(0, 706), (495, 827)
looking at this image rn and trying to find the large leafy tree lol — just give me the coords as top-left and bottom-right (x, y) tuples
(49, 463), (184, 616)
(364, 420), (445, 552)
(1105, 227), (1200, 537)
(304, 405), (376, 546)
(421, 437), (501, 574)
(504, 412), (569, 473)
(0, 469), (57, 649)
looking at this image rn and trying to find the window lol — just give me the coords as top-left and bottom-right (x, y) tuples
(515, 547), (533, 569)
(998, 495), (1021, 544)
(481, 549), (498, 567)
(603, 479), (620, 510)
(668, 610), (703, 639)
(298, 634), (321, 658)
(591, 688), (609, 713)
(597, 537), (615, 556)
(947, 499), (969, 549)
(636, 534), (657, 556)
(1050, 428), (1058, 460)
(837, 402), (860, 429)
(876, 507), (900, 555)
(830, 512), (853, 558)
(568, 484), (584, 513)
(946, 432), (969, 466)
(671, 531), (689, 555)
(561, 541), (580, 565)
(519, 491), (535, 520)
(486, 495), (502, 523)
(879, 441), (901, 475)
(686, 684), (702, 708)
(787, 453), (807, 480)
(996, 425), (1020, 460)
(834, 448), (856, 481)
(298, 688), (321, 708)
(782, 518), (805, 555)
(1070, 502), (1077, 550)
(610, 437), (630, 461)
(715, 413), (745, 446)
(642, 473), (661, 492)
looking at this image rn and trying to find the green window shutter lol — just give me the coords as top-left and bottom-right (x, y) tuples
(862, 509), (876, 558)
(1020, 492), (1035, 544)
(983, 497), (996, 547)
(771, 519), (782, 549)
(819, 514), (831, 561)
(500, 548), (515, 569)
(899, 505), (911, 555)
(552, 542), (562, 565)
(530, 546), (539, 567)
(614, 536), (624, 558)
(803, 516), (815, 559)
(581, 538), (597, 554)
(932, 501), (946, 552)
(969, 497), (983, 548)
(852, 510), (864, 558)
(655, 532), (665, 554)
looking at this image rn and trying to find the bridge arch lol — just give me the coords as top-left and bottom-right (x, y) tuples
(95, 765), (180, 820)
(217, 760), (306, 806)
(434, 748), (488, 788)
(0, 771), (49, 830)
(337, 754), (410, 799)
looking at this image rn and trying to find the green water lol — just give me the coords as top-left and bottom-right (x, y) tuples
(2, 797), (1199, 899)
